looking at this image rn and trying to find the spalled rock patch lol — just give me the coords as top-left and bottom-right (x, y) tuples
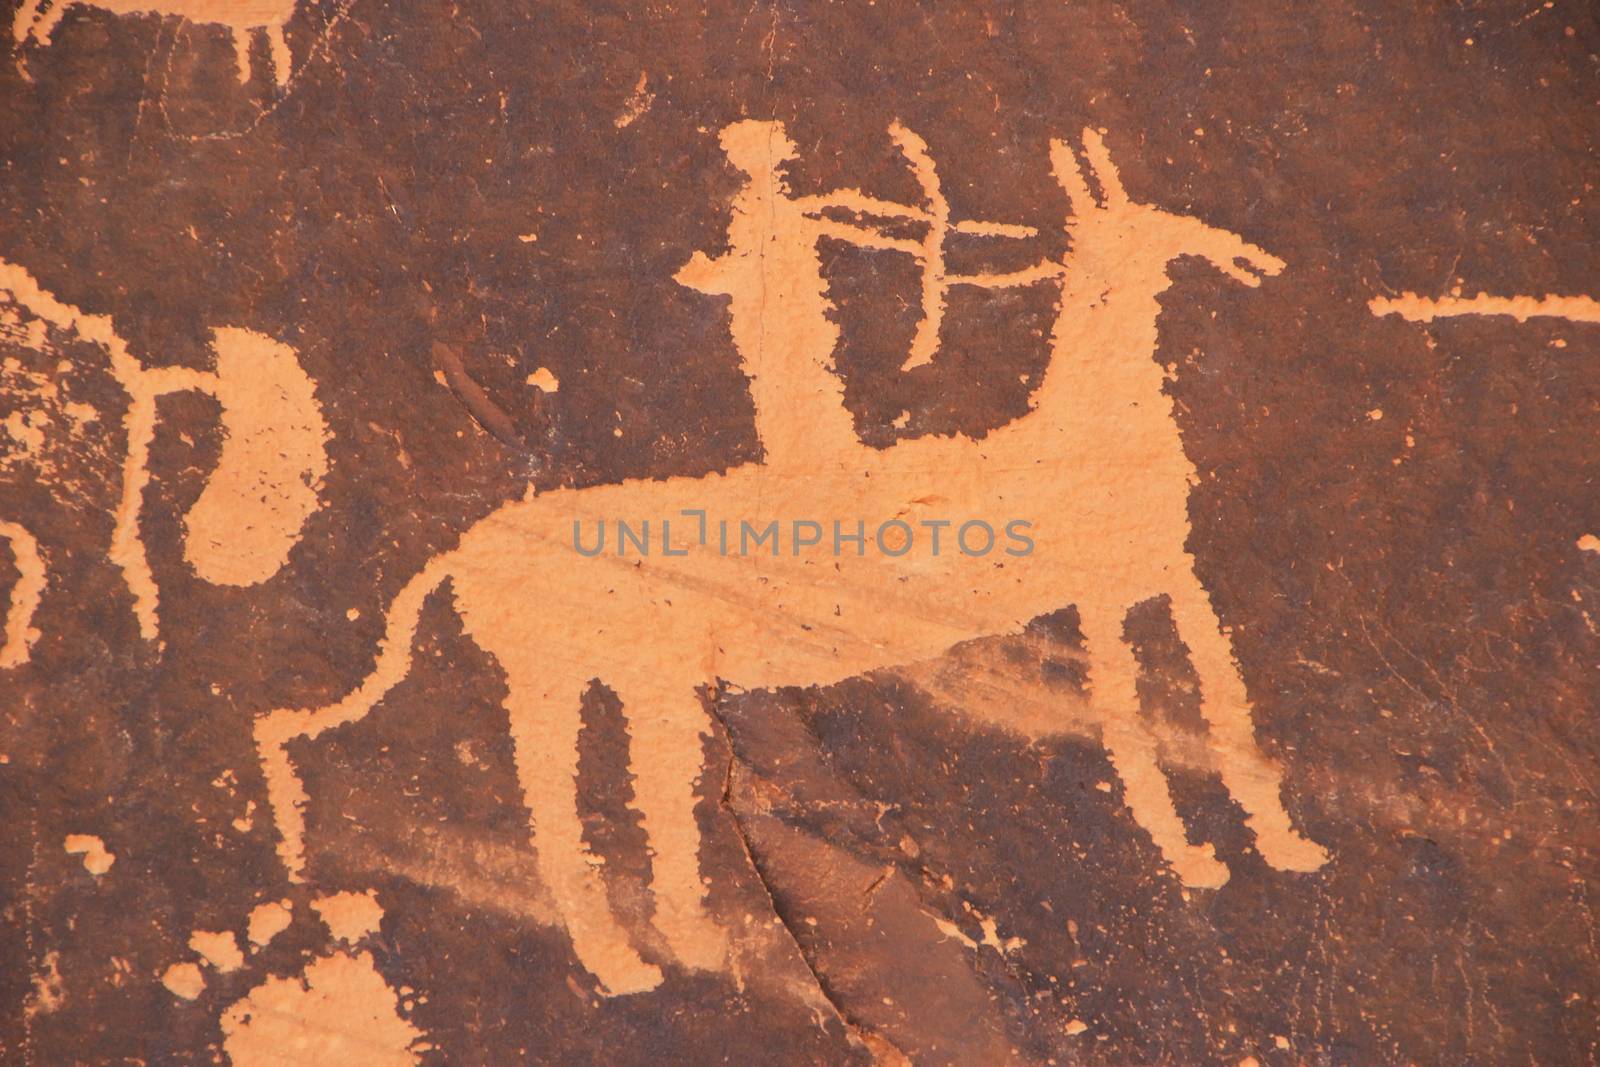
(221, 951), (424, 1067)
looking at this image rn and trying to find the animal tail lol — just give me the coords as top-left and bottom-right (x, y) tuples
(0, 520), (44, 669)
(254, 550), (455, 879)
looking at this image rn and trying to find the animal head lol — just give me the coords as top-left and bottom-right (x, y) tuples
(1050, 128), (1285, 289)
(718, 119), (798, 181)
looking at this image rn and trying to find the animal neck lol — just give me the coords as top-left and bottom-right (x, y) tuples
(1024, 257), (1173, 439)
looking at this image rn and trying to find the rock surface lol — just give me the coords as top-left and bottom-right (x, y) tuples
(1, 1), (1597, 1064)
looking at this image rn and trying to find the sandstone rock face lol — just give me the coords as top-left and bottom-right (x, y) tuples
(1, 3), (1596, 1064)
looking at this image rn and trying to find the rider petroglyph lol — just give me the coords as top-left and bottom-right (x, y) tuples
(252, 121), (1330, 996)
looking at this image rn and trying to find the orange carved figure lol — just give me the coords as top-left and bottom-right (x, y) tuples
(251, 123), (1330, 996)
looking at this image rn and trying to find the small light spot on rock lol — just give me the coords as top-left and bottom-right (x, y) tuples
(162, 962), (205, 1001)
(190, 930), (245, 973)
(247, 900), (294, 949)
(312, 890), (385, 944)
(64, 834), (113, 875)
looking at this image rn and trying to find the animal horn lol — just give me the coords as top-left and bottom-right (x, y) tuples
(1049, 137), (1094, 216)
(1078, 128), (1127, 207)
(182, 328), (329, 587)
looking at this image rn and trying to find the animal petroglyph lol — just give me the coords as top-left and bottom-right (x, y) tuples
(254, 122), (1329, 997)
(0, 258), (329, 658)
(11, 0), (298, 86)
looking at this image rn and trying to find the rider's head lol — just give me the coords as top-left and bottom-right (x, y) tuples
(718, 119), (797, 179)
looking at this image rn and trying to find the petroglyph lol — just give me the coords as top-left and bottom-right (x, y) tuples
(674, 120), (1054, 466)
(11, 0), (299, 86)
(0, 258), (328, 648)
(1369, 291), (1600, 324)
(1372, 286), (1600, 554)
(312, 890), (385, 944)
(0, 520), (43, 668)
(215, 891), (424, 1065)
(255, 122), (1328, 996)
(183, 328), (330, 586)
(161, 961), (205, 1000)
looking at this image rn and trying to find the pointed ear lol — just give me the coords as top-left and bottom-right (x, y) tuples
(1079, 128), (1128, 207)
(1049, 137), (1094, 216)
(888, 121), (940, 203)
(182, 328), (329, 587)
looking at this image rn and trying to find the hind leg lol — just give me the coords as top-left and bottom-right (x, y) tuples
(500, 662), (662, 996)
(613, 677), (728, 973)
(1167, 568), (1328, 872)
(229, 29), (251, 83)
(1082, 607), (1229, 889)
(264, 23), (291, 88)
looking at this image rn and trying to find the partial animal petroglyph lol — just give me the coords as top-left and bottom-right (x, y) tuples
(254, 122), (1328, 996)
(1371, 285), (1599, 560)
(11, 0), (300, 86)
(0, 520), (43, 668)
(0, 258), (329, 654)
(184, 328), (330, 586)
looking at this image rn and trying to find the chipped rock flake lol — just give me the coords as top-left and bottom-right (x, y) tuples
(63, 834), (114, 875)
(312, 889), (385, 943)
(221, 951), (424, 1067)
(190, 930), (245, 972)
(247, 900), (294, 948)
(161, 962), (205, 1001)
